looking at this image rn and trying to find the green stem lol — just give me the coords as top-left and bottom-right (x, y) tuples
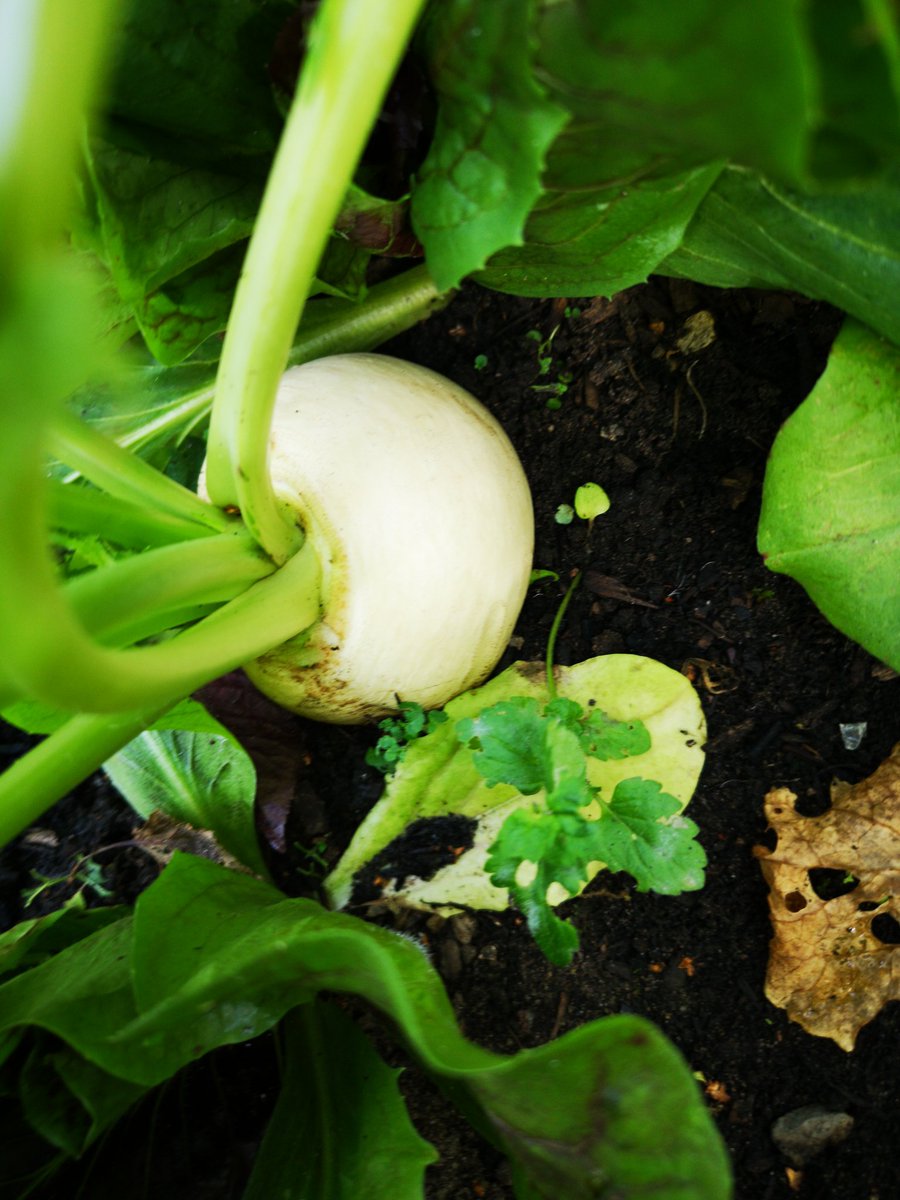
(0, 527), (321, 712)
(1, 0), (116, 261)
(0, 705), (170, 848)
(205, 0), (427, 563)
(285, 264), (448, 368)
(59, 265), (446, 480)
(48, 478), (219, 549)
(49, 409), (229, 533)
(545, 572), (582, 700)
(65, 530), (275, 645)
(0, 540), (321, 843)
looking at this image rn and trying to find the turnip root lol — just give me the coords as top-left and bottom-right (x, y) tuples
(203, 354), (534, 722)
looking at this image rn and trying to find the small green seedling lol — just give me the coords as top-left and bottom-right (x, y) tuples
(22, 855), (113, 908)
(473, 353), (488, 370)
(574, 482), (611, 532)
(554, 504), (575, 525)
(366, 701), (449, 775)
(526, 326), (573, 408)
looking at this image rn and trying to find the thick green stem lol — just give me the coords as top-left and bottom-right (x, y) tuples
(65, 530), (275, 645)
(50, 409), (229, 533)
(59, 265), (447, 482)
(0, 542), (322, 843)
(205, 0), (427, 563)
(0, 525), (321, 711)
(285, 265), (448, 368)
(0, 706), (170, 848)
(48, 479), (219, 549)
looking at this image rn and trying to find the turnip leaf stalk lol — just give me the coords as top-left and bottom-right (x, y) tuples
(0, 0), (428, 714)
(205, 0), (428, 564)
(0, 0), (456, 846)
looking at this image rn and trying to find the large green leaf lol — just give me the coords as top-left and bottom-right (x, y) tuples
(531, 0), (816, 186)
(324, 655), (705, 914)
(758, 319), (900, 671)
(103, 0), (292, 160)
(80, 138), (261, 363)
(85, 137), (260, 302)
(411, 0), (569, 290)
(0, 854), (731, 1199)
(478, 164), (721, 297)
(660, 165), (900, 345)
(243, 1003), (437, 1200)
(805, 0), (900, 177)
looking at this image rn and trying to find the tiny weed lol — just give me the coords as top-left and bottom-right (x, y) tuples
(22, 855), (114, 909)
(366, 701), (449, 775)
(293, 838), (331, 881)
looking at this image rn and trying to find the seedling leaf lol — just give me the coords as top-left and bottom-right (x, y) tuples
(457, 697), (551, 794)
(593, 779), (707, 894)
(574, 482), (611, 520)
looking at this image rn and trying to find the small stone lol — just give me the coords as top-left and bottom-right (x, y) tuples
(771, 1105), (854, 1166)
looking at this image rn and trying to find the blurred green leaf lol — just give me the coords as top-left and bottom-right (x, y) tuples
(533, 0), (816, 184)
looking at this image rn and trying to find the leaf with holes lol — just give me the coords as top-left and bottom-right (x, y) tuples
(754, 745), (900, 1050)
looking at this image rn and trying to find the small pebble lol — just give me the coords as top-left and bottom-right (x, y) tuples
(771, 1105), (854, 1166)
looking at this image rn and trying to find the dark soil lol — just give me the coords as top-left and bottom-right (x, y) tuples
(2, 278), (898, 1200)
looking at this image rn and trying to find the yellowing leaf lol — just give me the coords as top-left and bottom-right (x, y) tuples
(755, 747), (900, 1050)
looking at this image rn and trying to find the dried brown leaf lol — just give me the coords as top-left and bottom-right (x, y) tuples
(755, 746), (900, 1050)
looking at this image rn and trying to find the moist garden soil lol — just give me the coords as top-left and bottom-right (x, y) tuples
(1, 277), (897, 1200)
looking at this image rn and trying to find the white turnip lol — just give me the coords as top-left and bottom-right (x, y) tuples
(202, 353), (534, 722)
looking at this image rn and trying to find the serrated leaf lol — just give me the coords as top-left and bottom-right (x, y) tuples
(594, 779), (706, 894)
(576, 706), (652, 762)
(758, 319), (900, 670)
(85, 137), (260, 300)
(412, 0), (568, 290)
(487, 801), (604, 965)
(457, 696), (550, 793)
